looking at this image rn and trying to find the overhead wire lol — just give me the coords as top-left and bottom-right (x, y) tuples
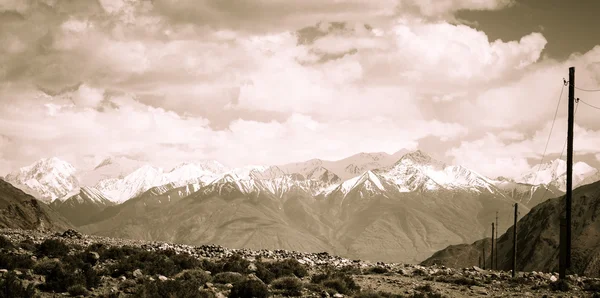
(530, 83), (566, 186)
(536, 100), (580, 201)
(575, 86), (600, 92)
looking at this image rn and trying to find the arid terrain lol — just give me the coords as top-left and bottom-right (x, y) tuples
(1, 228), (600, 298)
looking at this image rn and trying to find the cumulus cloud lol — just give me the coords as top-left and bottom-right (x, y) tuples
(0, 0), (599, 179)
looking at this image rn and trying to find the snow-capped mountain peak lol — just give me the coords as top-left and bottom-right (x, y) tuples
(334, 170), (387, 197)
(516, 159), (599, 191)
(5, 157), (79, 203)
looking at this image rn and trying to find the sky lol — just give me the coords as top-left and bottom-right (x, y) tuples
(1, 0), (600, 179)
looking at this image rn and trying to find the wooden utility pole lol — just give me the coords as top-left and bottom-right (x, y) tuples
(512, 204), (518, 278)
(560, 66), (575, 279)
(491, 223), (495, 270)
(495, 211), (499, 270)
(483, 245), (486, 269)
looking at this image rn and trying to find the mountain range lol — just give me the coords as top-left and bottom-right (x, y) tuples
(3, 150), (600, 263)
(78, 151), (531, 263)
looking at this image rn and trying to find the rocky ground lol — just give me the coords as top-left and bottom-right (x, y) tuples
(1, 228), (599, 298)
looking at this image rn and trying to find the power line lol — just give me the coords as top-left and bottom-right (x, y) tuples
(536, 101), (580, 201)
(531, 84), (566, 185)
(579, 99), (600, 110)
(575, 86), (600, 92)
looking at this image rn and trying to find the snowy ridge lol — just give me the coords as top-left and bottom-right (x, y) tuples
(95, 161), (228, 203)
(516, 159), (599, 192)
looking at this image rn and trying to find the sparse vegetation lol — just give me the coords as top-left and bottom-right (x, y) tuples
(271, 276), (304, 296)
(367, 266), (389, 274)
(311, 269), (361, 295)
(0, 229), (595, 298)
(0, 271), (37, 298)
(0, 235), (14, 250)
(229, 279), (269, 298)
(37, 238), (70, 258)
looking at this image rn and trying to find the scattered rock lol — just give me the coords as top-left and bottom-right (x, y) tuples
(158, 275), (168, 281)
(61, 229), (83, 239)
(133, 269), (143, 278)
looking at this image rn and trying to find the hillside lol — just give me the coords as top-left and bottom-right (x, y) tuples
(0, 179), (72, 231)
(422, 179), (600, 277)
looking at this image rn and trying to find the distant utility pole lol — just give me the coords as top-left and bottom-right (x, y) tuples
(482, 245), (486, 270)
(560, 66), (575, 279)
(491, 222), (495, 270)
(512, 204), (518, 278)
(495, 211), (499, 270)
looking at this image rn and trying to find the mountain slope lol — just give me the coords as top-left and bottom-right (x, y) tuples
(491, 177), (564, 209)
(49, 187), (115, 226)
(5, 157), (79, 203)
(422, 179), (600, 277)
(0, 179), (72, 231)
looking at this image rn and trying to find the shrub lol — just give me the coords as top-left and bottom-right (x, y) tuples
(221, 254), (251, 274)
(0, 236), (14, 250)
(171, 253), (202, 270)
(68, 284), (90, 296)
(0, 271), (37, 298)
(367, 267), (389, 274)
(271, 276), (303, 296)
(19, 239), (36, 252)
(415, 284), (433, 292)
(40, 262), (83, 293)
(213, 272), (245, 284)
(311, 270), (360, 295)
(37, 239), (70, 258)
(228, 279), (269, 298)
(175, 269), (212, 285)
(0, 253), (35, 270)
(133, 278), (216, 298)
(33, 259), (61, 275)
(265, 259), (308, 279)
(108, 250), (180, 278)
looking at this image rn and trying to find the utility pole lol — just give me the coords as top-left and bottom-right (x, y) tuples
(495, 211), (499, 270)
(567, 66), (575, 269)
(512, 204), (518, 278)
(491, 222), (495, 270)
(483, 245), (486, 270)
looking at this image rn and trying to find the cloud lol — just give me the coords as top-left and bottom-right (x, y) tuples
(447, 118), (600, 179)
(0, 0), (599, 180)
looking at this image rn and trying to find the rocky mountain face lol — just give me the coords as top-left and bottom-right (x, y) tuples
(0, 179), (72, 231)
(421, 179), (600, 277)
(81, 151), (527, 264)
(4, 157), (79, 203)
(491, 177), (564, 209)
(49, 187), (116, 226)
